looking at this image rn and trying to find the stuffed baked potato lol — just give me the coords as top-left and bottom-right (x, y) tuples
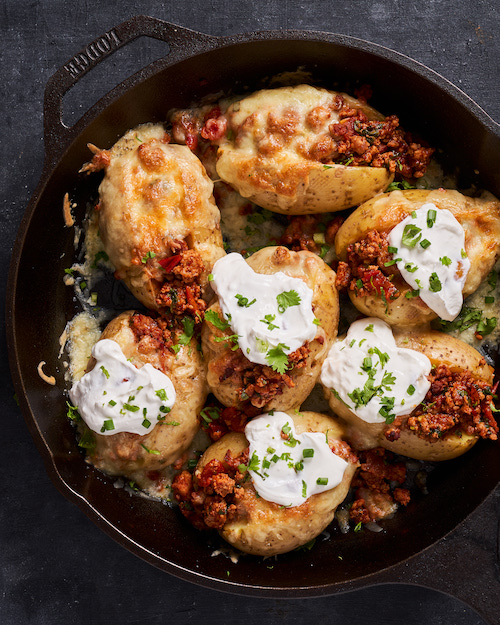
(321, 318), (497, 461)
(173, 410), (358, 556)
(201, 245), (339, 412)
(335, 188), (500, 326)
(72, 310), (207, 482)
(215, 85), (400, 214)
(89, 123), (225, 313)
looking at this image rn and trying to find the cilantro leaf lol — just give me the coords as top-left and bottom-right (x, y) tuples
(265, 343), (290, 374)
(276, 290), (301, 314)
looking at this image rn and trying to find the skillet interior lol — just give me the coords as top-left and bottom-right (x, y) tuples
(8, 31), (500, 594)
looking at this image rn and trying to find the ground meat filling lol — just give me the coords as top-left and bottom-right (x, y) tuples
(172, 448), (250, 531)
(336, 230), (400, 302)
(152, 242), (207, 322)
(214, 343), (311, 408)
(328, 104), (434, 178)
(349, 447), (410, 525)
(128, 312), (178, 371)
(385, 365), (499, 442)
(199, 402), (262, 442)
(278, 215), (344, 253)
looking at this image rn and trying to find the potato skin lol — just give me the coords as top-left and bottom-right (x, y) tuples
(216, 85), (393, 214)
(85, 311), (207, 477)
(324, 327), (494, 461)
(97, 123), (225, 310)
(335, 188), (500, 325)
(196, 411), (357, 556)
(201, 246), (339, 411)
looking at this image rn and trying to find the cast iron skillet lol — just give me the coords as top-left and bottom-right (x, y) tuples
(6, 15), (500, 623)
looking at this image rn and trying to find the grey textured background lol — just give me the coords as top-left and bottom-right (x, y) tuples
(1, 1), (499, 624)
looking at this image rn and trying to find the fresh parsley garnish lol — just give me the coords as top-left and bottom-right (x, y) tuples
(265, 343), (290, 374)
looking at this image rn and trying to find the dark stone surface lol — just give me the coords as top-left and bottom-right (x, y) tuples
(1, 1), (498, 624)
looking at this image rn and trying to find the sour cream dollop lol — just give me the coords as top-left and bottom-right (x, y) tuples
(210, 253), (317, 366)
(388, 203), (470, 320)
(69, 339), (176, 436)
(320, 318), (431, 424)
(244, 411), (348, 507)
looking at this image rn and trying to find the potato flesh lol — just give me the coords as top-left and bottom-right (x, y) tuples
(216, 85), (393, 214)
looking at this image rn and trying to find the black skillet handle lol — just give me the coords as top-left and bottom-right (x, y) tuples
(370, 490), (500, 624)
(42, 15), (218, 167)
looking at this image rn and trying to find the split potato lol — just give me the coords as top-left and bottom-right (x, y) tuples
(335, 188), (500, 326)
(95, 123), (225, 310)
(83, 310), (207, 479)
(324, 325), (494, 461)
(216, 85), (393, 214)
(195, 411), (357, 556)
(201, 246), (339, 411)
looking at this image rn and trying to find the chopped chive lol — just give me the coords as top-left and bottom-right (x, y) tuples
(316, 477), (328, 486)
(427, 209), (437, 228)
(407, 384), (416, 395)
(420, 239), (431, 249)
(142, 418), (151, 428)
(100, 365), (110, 379)
(388, 246), (398, 254)
(108, 399), (117, 407)
(101, 419), (115, 432)
(303, 449), (315, 458)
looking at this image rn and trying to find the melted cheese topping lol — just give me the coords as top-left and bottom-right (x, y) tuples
(210, 252), (317, 366)
(245, 412), (348, 507)
(69, 339), (176, 436)
(388, 204), (470, 320)
(320, 318), (431, 424)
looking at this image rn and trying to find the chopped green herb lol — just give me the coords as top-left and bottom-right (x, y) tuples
(420, 239), (431, 249)
(155, 389), (168, 402)
(199, 406), (221, 424)
(316, 477), (328, 486)
(440, 256), (452, 266)
(429, 272), (442, 292)
(426, 209), (437, 228)
(141, 251), (156, 263)
(123, 403), (140, 412)
(388, 246), (399, 254)
(235, 294), (256, 308)
(66, 402), (81, 421)
(100, 365), (110, 379)
(140, 444), (160, 455)
(401, 223), (422, 248)
(101, 419), (115, 432)
(205, 309), (231, 331)
(386, 180), (415, 192)
(91, 250), (109, 268)
(260, 314), (279, 330)
(407, 384), (416, 395)
(302, 480), (307, 498)
(476, 317), (497, 336)
(405, 289), (420, 299)
(276, 290), (301, 314)
(142, 418), (151, 428)
(485, 296), (495, 304)
(108, 399), (117, 407)
(265, 343), (290, 374)
(303, 448), (315, 458)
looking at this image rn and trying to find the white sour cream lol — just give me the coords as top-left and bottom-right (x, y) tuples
(69, 339), (176, 436)
(320, 318), (431, 424)
(210, 253), (317, 366)
(388, 204), (470, 320)
(244, 412), (348, 507)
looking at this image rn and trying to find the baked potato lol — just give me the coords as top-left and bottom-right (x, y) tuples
(215, 84), (396, 214)
(321, 318), (497, 461)
(335, 188), (500, 326)
(183, 410), (358, 556)
(201, 246), (339, 411)
(71, 310), (207, 480)
(91, 123), (225, 312)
